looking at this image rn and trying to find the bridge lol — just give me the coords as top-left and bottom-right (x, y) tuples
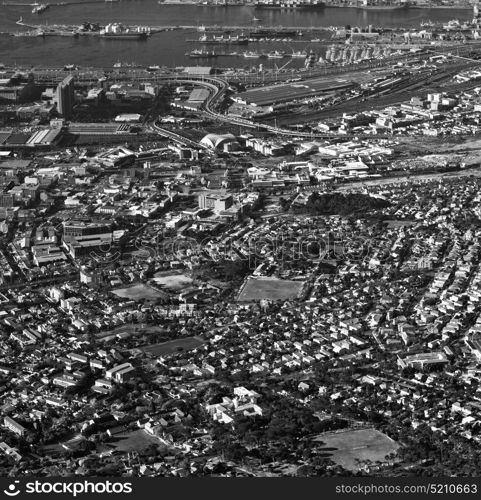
(151, 123), (210, 149)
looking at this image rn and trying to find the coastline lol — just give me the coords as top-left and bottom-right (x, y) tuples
(160, 1), (473, 8)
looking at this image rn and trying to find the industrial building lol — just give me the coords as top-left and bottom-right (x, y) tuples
(234, 77), (354, 107)
(198, 193), (234, 212)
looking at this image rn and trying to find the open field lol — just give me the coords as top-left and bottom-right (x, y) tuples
(111, 429), (163, 453)
(112, 284), (167, 301)
(142, 336), (205, 356)
(237, 277), (304, 302)
(96, 323), (168, 342)
(314, 428), (399, 471)
(152, 272), (193, 290)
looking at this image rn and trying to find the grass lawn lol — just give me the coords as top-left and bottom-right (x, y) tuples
(142, 336), (205, 356)
(112, 284), (167, 301)
(314, 428), (399, 471)
(110, 429), (164, 453)
(237, 277), (304, 302)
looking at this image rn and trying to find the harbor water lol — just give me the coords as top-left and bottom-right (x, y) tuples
(0, 1), (474, 67)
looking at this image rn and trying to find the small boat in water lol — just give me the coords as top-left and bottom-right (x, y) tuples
(291, 50), (307, 58)
(113, 60), (141, 68)
(187, 49), (218, 58)
(267, 50), (286, 59)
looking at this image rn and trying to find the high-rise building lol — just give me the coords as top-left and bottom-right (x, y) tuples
(56, 75), (75, 119)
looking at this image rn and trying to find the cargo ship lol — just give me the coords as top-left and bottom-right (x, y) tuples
(100, 23), (150, 40)
(101, 32), (149, 40)
(113, 61), (143, 68)
(250, 28), (299, 38)
(32, 3), (49, 13)
(267, 50), (286, 59)
(187, 49), (218, 58)
(355, 4), (409, 9)
(291, 50), (307, 58)
(254, 0), (325, 8)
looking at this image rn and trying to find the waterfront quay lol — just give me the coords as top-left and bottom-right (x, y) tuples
(10, 23), (338, 37)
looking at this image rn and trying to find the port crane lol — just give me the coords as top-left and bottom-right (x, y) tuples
(273, 59), (292, 80)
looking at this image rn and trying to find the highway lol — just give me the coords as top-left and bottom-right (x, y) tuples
(151, 123), (209, 149)
(147, 75), (398, 147)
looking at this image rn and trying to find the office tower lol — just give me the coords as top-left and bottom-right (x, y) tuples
(56, 75), (75, 119)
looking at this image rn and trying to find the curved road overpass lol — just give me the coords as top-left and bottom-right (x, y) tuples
(153, 76), (392, 147)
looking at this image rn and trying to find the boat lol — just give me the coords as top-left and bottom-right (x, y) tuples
(250, 28), (298, 38)
(420, 20), (436, 28)
(253, 16), (261, 21)
(100, 23), (150, 40)
(32, 3), (49, 13)
(254, 0), (325, 9)
(356, 3), (408, 9)
(267, 50), (286, 59)
(196, 34), (249, 44)
(113, 61), (141, 68)
(187, 49), (218, 58)
(291, 50), (307, 58)
(147, 65), (161, 71)
(64, 64), (78, 70)
(101, 32), (148, 40)
(243, 51), (260, 58)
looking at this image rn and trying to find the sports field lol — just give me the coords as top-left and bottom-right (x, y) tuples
(112, 284), (167, 301)
(314, 428), (399, 471)
(237, 277), (304, 302)
(142, 336), (205, 356)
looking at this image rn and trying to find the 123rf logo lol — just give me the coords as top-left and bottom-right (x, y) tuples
(3, 481), (133, 497)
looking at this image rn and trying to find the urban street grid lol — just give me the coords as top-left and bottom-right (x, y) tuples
(2, 0), (481, 483)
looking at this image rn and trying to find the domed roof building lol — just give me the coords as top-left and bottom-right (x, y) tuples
(200, 133), (239, 150)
